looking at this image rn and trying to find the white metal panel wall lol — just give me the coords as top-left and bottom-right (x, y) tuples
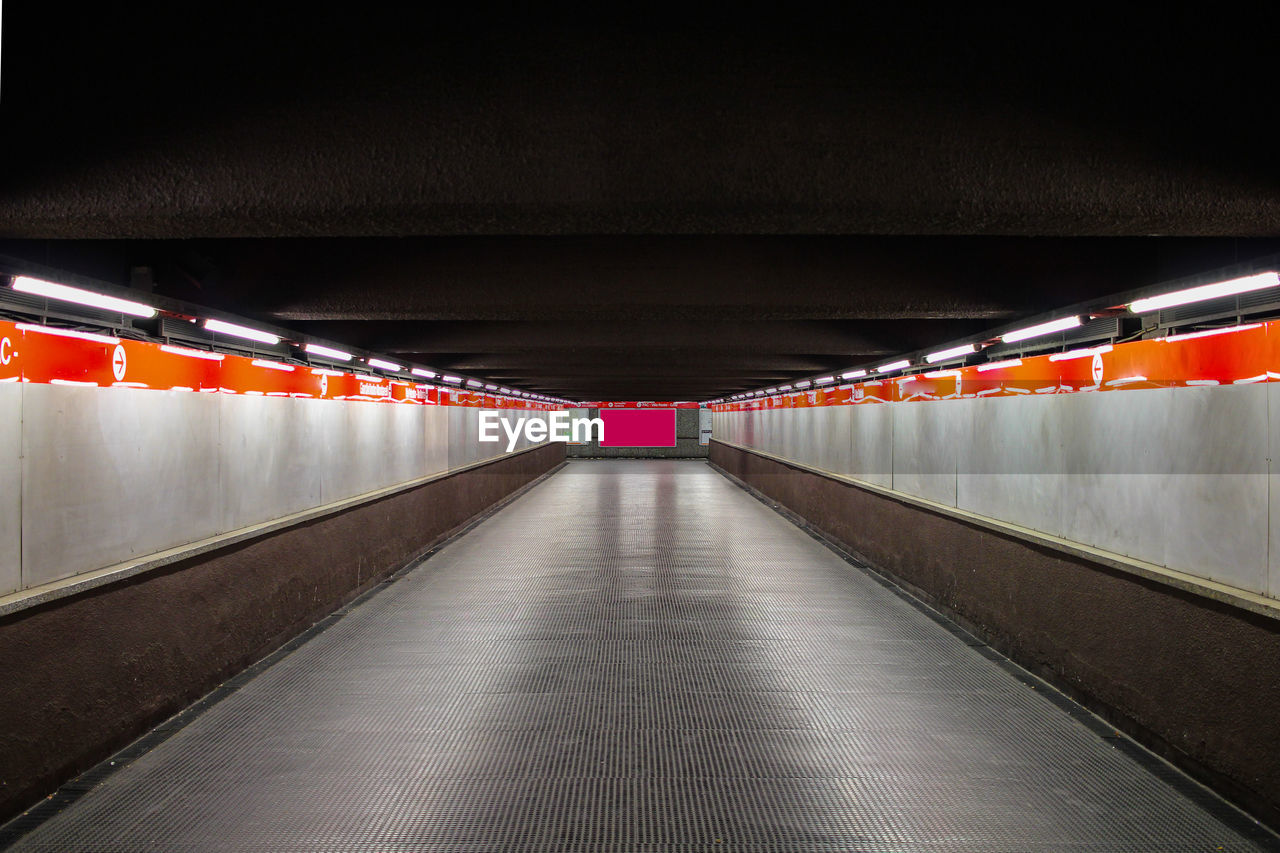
(0, 384), (21, 595)
(383, 403), (430, 484)
(727, 383), (1273, 597)
(1271, 384), (1280, 598)
(10, 382), (549, 595)
(21, 386), (222, 588)
(1055, 386), (1268, 594)
(499, 410), (529, 454)
(425, 405), (449, 477)
(448, 405), (547, 469)
(891, 398), (967, 506)
(1153, 385), (1268, 592)
(447, 406), (478, 469)
(321, 399), (413, 502)
(957, 393), (1066, 538)
(785, 407), (811, 465)
(849, 403), (893, 488)
(220, 394), (326, 533)
(763, 409), (781, 456)
(221, 398), (442, 544)
(825, 405), (853, 476)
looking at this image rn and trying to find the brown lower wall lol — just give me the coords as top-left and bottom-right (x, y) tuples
(0, 442), (564, 824)
(710, 440), (1280, 828)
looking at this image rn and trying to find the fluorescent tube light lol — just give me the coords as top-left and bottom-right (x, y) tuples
(485, 384), (498, 390)
(1164, 323), (1262, 343)
(795, 380), (812, 388)
(367, 358), (401, 371)
(924, 343), (977, 364)
(814, 376), (835, 385)
(12, 276), (157, 318)
(1048, 345), (1112, 362)
(442, 375), (462, 383)
(161, 344), (225, 361)
(251, 359), (294, 372)
(1128, 272), (1280, 314)
(16, 323), (119, 345)
(778, 384), (793, 391)
(304, 343), (352, 361)
(875, 359), (911, 373)
(467, 380), (483, 388)
(411, 368), (437, 378)
(1000, 316), (1082, 343)
(841, 370), (867, 379)
(204, 319), (280, 345)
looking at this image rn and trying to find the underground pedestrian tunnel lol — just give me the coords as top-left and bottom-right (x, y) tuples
(1, 255), (1279, 851)
(3, 9), (1280, 850)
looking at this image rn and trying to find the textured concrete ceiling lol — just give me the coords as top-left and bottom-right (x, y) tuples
(2, 8), (1279, 399)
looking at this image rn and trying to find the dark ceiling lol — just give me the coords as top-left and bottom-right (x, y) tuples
(3, 7), (1280, 400)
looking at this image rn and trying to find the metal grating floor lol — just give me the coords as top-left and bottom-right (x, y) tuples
(6, 459), (1275, 851)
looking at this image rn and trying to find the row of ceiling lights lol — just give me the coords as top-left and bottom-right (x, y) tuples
(7, 276), (576, 405)
(706, 271), (1280, 404)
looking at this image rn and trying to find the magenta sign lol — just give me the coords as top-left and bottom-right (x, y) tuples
(598, 408), (677, 447)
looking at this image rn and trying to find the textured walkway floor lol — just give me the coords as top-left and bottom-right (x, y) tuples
(6, 460), (1274, 851)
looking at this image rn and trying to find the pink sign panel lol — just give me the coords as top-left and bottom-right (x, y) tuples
(598, 408), (677, 447)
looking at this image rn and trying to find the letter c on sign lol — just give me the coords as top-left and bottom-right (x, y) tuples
(0, 337), (10, 366)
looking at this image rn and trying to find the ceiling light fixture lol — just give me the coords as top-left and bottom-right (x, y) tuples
(161, 344), (225, 361)
(1164, 323), (1262, 343)
(12, 276), (157, 318)
(1128, 271), (1280, 314)
(304, 343), (352, 361)
(924, 343), (977, 364)
(16, 323), (120, 345)
(204, 318), (280, 345)
(976, 358), (1022, 372)
(251, 359), (294, 372)
(1000, 316), (1083, 343)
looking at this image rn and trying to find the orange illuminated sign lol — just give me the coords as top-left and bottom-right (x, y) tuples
(713, 321), (1280, 412)
(0, 320), (558, 410)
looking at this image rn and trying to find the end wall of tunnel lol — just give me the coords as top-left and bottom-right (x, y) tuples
(566, 407), (708, 458)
